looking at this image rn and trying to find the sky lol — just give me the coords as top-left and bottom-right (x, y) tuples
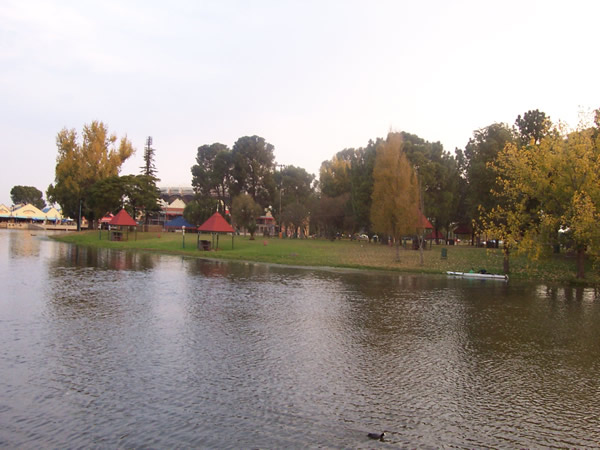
(1, 0), (599, 207)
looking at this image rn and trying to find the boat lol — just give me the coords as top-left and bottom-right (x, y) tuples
(446, 271), (508, 281)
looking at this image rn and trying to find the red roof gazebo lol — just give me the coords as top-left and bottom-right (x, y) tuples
(197, 212), (235, 250)
(417, 211), (434, 231)
(110, 209), (137, 226)
(107, 209), (137, 241)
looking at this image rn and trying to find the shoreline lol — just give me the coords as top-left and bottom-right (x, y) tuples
(46, 230), (600, 285)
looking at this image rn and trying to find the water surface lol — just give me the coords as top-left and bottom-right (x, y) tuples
(1, 230), (599, 448)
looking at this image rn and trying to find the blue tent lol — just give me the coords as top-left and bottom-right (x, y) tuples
(164, 216), (195, 230)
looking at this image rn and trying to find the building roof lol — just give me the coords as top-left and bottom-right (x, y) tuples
(100, 213), (114, 223)
(168, 198), (187, 209)
(12, 203), (44, 216)
(160, 186), (194, 196)
(9, 203), (47, 220)
(109, 209), (137, 226)
(258, 211), (276, 223)
(164, 216), (195, 229)
(42, 206), (62, 220)
(198, 212), (235, 233)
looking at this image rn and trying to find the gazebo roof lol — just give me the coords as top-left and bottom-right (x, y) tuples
(198, 212), (235, 233)
(417, 211), (433, 230)
(109, 209), (137, 226)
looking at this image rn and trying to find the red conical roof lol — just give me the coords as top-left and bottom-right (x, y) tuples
(109, 209), (137, 226)
(417, 211), (433, 230)
(198, 212), (235, 233)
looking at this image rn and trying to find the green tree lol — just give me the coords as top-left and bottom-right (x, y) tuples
(276, 165), (315, 206)
(184, 196), (218, 226)
(319, 154), (351, 197)
(274, 165), (315, 230)
(140, 136), (160, 225)
(281, 201), (310, 238)
(191, 143), (233, 213)
(231, 136), (276, 209)
(87, 174), (160, 223)
(456, 123), (514, 242)
(47, 121), (134, 230)
(402, 132), (459, 241)
(121, 175), (161, 222)
(232, 193), (263, 240)
(370, 133), (419, 261)
(319, 143), (378, 234)
(345, 144), (378, 234)
(87, 175), (125, 219)
(310, 194), (348, 239)
(10, 185), (46, 209)
(515, 109), (552, 146)
(487, 111), (600, 278)
(141, 136), (158, 179)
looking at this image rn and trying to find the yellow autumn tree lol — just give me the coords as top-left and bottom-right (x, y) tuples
(483, 110), (600, 278)
(370, 133), (419, 261)
(47, 120), (134, 229)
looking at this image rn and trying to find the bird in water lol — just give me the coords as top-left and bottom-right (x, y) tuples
(367, 432), (385, 441)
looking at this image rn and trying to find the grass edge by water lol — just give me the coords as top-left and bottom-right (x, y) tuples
(49, 230), (600, 285)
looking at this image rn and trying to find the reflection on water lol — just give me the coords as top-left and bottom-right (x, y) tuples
(1, 229), (599, 448)
(8, 230), (41, 257)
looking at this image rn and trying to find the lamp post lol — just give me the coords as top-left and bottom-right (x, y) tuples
(78, 199), (82, 232)
(182, 226), (186, 248)
(277, 164), (285, 238)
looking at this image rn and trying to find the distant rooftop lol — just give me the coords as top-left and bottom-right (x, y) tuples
(159, 186), (194, 196)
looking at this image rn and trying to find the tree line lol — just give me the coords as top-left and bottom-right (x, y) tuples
(26, 107), (600, 278)
(189, 108), (600, 278)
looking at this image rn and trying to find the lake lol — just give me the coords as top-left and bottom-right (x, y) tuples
(1, 229), (599, 448)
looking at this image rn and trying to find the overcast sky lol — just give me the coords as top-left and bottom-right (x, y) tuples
(1, 0), (599, 207)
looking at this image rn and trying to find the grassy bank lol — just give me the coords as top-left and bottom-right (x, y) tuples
(51, 230), (599, 284)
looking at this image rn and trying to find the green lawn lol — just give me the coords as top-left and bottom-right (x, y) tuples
(52, 230), (600, 284)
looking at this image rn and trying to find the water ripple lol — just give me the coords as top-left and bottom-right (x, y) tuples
(1, 233), (599, 447)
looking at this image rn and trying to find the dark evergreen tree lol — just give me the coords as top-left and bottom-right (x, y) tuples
(141, 136), (159, 179)
(10, 185), (46, 209)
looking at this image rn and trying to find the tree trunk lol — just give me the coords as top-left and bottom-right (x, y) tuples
(419, 235), (424, 266)
(395, 238), (400, 262)
(576, 247), (585, 279)
(503, 245), (510, 275)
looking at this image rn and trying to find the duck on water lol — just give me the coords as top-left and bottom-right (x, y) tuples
(367, 432), (385, 441)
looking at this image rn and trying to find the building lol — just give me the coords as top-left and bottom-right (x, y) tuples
(0, 203), (84, 230)
(159, 186), (194, 203)
(256, 211), (276, 236)
(42, 206), (62, 222)
(164, 198), (186, 221)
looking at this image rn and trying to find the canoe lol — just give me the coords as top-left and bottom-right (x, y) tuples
(447, 271), (508, 281)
